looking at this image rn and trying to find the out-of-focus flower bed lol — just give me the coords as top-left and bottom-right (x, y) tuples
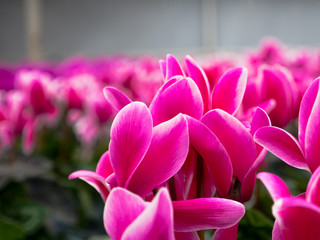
(1, 38), (320, 239)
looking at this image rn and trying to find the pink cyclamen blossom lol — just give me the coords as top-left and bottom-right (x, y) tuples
(102, 56), (269, 239)
(16, 70), (57, 116)
(242, 65), (298, 127)
(145, 60), (270, 202)
(104, 187), (245, 240)
(70, 101), (190, 199)
(159, 54), (248, 117)
(70, 100), (246, 237)
(104, 187), (175, 240)
(257, 165), (320, 240)
(254, 77), (320, 172)
(0, 90), (36, 154)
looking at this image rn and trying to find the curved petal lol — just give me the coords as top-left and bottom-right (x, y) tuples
(185, 55), (211, 112)
(240, 148), (267, 202)
(257, 172), (291, 202)
(109, 102), (153, 187)
(202, 109), (256, 182)
(149, 77), (204, 125)
(175, 231), (200, 240)
(306, 165), (320, 206)
(127, 114), (189, 197)
(187, 116), (232, 197)
(304, 79), (320, 172)
(104, 187), (147, 240)
(96, 151), (114, 178)
(29, 79), (47, 114)
(173, 198), (244, 232)
(203, 162), (216, 198)
(22, 118), (37, 155)
(105, 173), (118, 192)
(122, 188), (174, 240)
(103, 87), (132, 113)
(273, 220), (285, 240)
(254, 126), (308, 170)
(258, 98), (277, 115)
(250, 107), (271, 155)
(260, 66), (297, 127)
(273, 197), (320, 240)
(165, 54), (184, 80)
(212, 223), (239, 240)
(212, 67), (248, 115)
(298, 78), (320, 151)
(159, 59), (166, 81)
(174, 146), (197, 200)
(69, 170), (109, 200)
(250, 107), (271, 135)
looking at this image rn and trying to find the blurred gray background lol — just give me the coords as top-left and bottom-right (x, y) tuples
(1, 0), (320, 61)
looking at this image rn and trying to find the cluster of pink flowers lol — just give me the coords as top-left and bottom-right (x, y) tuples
(2, 38), (320, 239)
(70, 48), (320, 240)
(0, 56), (163, 153)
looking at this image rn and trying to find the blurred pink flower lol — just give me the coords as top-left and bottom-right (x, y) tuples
(254, 77), (320, 172)
(70, 101), (189, 198)
(257, 165), (320, 240)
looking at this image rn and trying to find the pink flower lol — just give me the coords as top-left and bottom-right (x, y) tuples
(257, 165), (320, 240)
(242, 65), (298, 126)
(104, 187), (245, 240)
(159, 54), (248, 117)
(254, 77), (320, 172)
(70, 101), (246, 238)
(0, 91), (36, 154)
(104, 54), (249, 123)
(70, 101), (189, 199)
(104, 187), (174, 240)
(16, 70), (56, 116)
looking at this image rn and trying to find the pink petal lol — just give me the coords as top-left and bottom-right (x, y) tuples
(250, 107), (271, 135)
(22, 118), (37, 155)
(103, 87), (132, 113)
(173, 198), (244, 232)
(109, 102), (153, 187)
(273, 220), (285, 240)
(306, 165), (320, 206)
(96, 151), (114, 178)
(254, 126), (308, 170)
(250, 107), (271, 156)
(257, 172), (291, 202)
(212, 67), (248, 115)
(105, 173), (118, 192)
(212, 223), (239, 240)
(299, 78), (320, 151)
(203, 162), (216, 198)
(273, 197), (320, 240)
(29, 79), (47, 114)
(202, 109), (256, 182)
(159, 59), (166, 81)
(175, 232), (200, 240)
(127, 114), (189, 197)
(166, 54), (184, 80)
(69, 170), (109, 200)
(104, 187), (147, 240)
(304, 80), (320, 172)
(187, 116), (232, 197)
(149, 77), (204, 125)
(257, 98), (277, 115)
(260, 66), (297, 127)
(122, 188), (174, 240)
(174, 146), (197, 200)
(185, 55), (211, 112)
(240, 148), (268, 202)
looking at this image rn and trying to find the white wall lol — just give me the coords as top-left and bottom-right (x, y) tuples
(0, 0), (320, 61)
